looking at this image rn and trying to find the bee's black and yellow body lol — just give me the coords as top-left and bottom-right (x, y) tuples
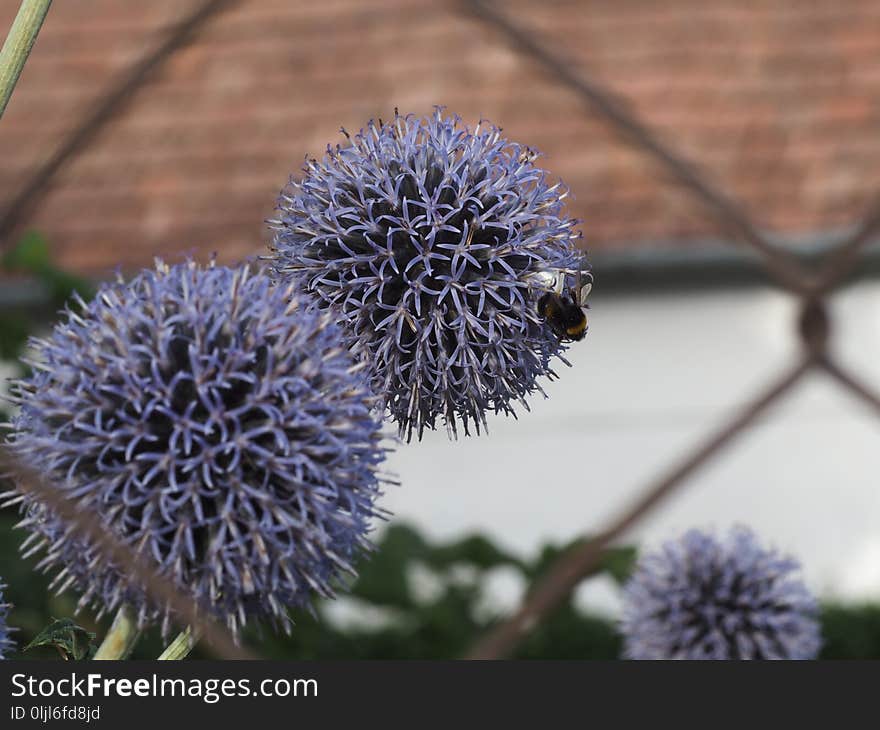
(538, 292), (588, 342)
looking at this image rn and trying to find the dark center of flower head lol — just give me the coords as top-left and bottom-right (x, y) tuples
(331, 155), (535, 364)
(11, 262), (386, 634)
(662, 567), (798, 660)
(623, 529), (821, 660)
(271, 109), (584, 441)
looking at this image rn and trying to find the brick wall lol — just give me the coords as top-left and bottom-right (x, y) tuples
(2, 0), (879, 275)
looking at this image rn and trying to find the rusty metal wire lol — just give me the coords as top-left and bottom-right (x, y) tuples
(0, 443), (257, 660)
(462, 0), (880, 659)
(819, 355), (880, 417)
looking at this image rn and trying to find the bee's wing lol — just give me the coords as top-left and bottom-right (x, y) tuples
(577, 281), (592, 306)
(576, 269), (593, 307)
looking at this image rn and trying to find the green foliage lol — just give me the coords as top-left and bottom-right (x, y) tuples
(353, 524), (527, 610)
(0, 231), (94, 361)
(2, 231), (95, 307)
(819, 604), (880, 659)
(23, 618), (97, 660)
(0, 509), (95, 659)
(247, 527), (880, 660)
(2, 231), (51, 273)
(6, 513), (880, 660)
(245, 523), (627, 660)
(600, 546), (638, 585)
(516, 605), (621, 659)
(0, 313), (28, 362)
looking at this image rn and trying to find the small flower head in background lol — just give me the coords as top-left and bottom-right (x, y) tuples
(620, 527), (821, 660)
(270, 108), (586, 441)
(0, 579), (14, 659)
(4, 260), (389, 637)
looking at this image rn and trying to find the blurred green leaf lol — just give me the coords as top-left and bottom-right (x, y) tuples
(430, 534), (525, 572)
(600, 546), (638, 585)
(2, 231), (50, 274)
(352, 524), (428, 608)
(524, 539), (636, 587)
(515, 604), (621, 659)
(0, 313), (29, 360)
(2, 231), (95, 310)
(819, 604), (880, 659)
(526, 538), (585, 581)
(43, 269), (95, 308)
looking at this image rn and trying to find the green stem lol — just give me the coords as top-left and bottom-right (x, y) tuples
(0, 0), (52, 118)
(158, 627), (197, 660)
(94, 604), (140, 660)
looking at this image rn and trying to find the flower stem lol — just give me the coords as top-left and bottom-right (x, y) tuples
(158, 627), (197, 660)
(0, 0), (52, 118)
(94, 604), (140, 660)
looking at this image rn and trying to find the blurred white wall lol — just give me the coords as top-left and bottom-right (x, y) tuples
(381, 279), (880, 610)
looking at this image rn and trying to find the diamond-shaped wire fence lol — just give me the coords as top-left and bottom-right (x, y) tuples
(464, 0), (880, 659)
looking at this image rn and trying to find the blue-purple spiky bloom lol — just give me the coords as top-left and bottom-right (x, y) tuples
(0, 579), (14, 659)
(269, 109), (586, 441)
(621, 528), (821, 660)
(4, 260), (388, 637)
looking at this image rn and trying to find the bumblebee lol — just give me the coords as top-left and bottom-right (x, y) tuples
(535, 269), (592, 342)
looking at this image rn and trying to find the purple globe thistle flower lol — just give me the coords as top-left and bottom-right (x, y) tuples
(0, 579), (14, 659)
(269, 108), (587, 441)
(621, 527), (821, 660)
(3, 260), (388, 637)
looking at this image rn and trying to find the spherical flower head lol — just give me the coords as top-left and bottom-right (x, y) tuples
(621, 527), (821, 660)
(5, 260), (388, 637)
(269, 108), (586, 441)
(0, 579), (14, 659)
